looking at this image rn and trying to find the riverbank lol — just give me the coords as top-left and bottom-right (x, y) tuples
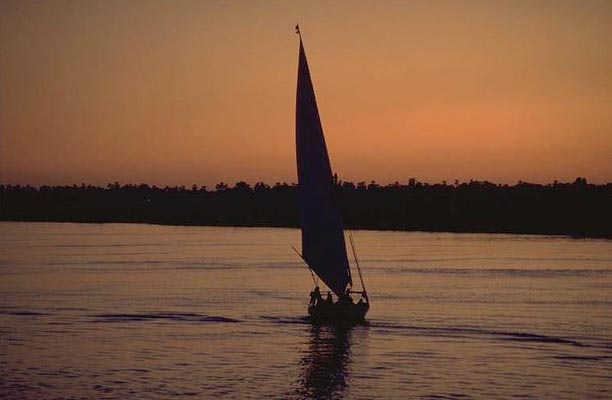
(1, 180), (610, 238)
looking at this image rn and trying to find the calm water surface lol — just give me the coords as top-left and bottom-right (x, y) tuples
(1, 222), (611, 399)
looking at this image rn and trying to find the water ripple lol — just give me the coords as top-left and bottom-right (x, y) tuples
(91, 312), (241, 324)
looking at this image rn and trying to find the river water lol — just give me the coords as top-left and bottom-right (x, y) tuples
(1, 222), (611, 399)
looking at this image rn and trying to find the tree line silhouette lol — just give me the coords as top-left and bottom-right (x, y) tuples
(1, 177), (610, 238)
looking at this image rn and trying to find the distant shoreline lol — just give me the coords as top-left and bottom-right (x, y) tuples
(2, 179), (610, 239)
(1, 218), (610, 240)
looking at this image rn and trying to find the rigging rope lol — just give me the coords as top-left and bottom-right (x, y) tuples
(292, 246), (318, 287)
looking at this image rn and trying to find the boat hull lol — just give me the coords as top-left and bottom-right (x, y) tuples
(308, 301), (369, 324)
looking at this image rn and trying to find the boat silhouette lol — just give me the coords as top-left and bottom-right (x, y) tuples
(293, 25), (369, 324)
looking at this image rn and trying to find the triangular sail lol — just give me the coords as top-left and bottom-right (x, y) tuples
(295, 37), (351, 297)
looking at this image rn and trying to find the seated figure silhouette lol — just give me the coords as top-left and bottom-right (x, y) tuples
(337, 289), (353, 305)
(309, 286), (323, 306)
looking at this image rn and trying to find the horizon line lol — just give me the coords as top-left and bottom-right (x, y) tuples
(2, 176), (608, 189)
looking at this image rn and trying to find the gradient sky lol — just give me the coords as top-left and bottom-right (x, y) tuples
(1, 0), (611, 187)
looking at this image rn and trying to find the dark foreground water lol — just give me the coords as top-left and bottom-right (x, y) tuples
(1, 222), (611, 399)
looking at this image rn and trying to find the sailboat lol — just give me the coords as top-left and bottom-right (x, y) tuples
(294, 26), (369, 323)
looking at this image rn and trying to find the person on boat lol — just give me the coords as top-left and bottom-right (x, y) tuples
(356, 291), (368, 305)
(309, 286), (323, 306)
(338, 289), (354, 305)
(325, 291), (333, 303)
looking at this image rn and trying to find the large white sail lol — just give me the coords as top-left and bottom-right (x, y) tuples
(295, 36), (351, 296)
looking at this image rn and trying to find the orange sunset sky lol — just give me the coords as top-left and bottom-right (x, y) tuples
(1, 0), (611, 187)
